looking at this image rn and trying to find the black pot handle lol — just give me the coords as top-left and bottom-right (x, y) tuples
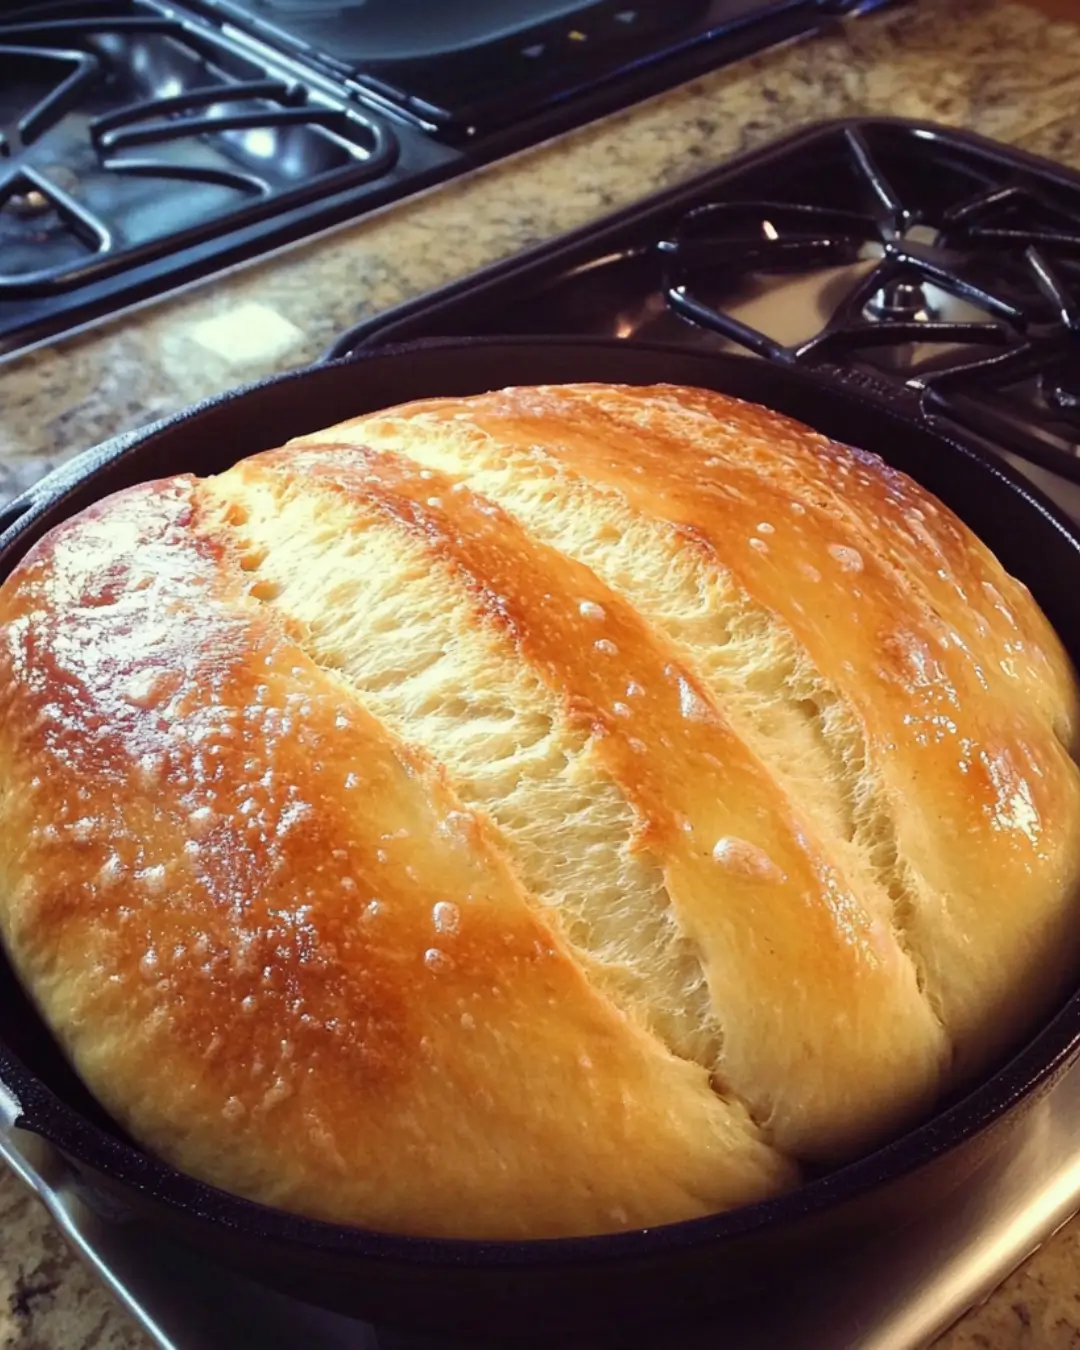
(0, 437), (140, 559)
(803, 360), (927, 421)
(0, 491), (38, 540)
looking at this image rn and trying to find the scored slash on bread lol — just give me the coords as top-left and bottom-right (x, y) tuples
(1, 383), (1078, 1240)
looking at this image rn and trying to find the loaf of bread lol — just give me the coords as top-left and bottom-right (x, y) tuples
(2, 382), (1079, 1239)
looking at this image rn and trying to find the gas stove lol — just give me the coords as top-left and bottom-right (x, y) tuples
(0, 0), (891, 362)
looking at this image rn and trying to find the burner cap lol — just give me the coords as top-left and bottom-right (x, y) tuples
(5, 188), (50, 218)
(864, 276), (935, 323)
(1037, 369), (1080, 416)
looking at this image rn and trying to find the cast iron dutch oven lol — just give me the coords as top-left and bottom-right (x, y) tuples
(2, 338), (1080, 1341)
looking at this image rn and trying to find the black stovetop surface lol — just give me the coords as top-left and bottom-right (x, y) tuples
(208, 0), (811, 137)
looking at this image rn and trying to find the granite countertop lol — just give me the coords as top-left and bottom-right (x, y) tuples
(3, 0), (1080, 1345)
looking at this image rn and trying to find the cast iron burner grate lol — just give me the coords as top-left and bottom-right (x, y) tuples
(328, 119), (1080, 484)
(658, 127), (1080, 473)
(0, 0), (469, 358)
(0, 1), (397, 297)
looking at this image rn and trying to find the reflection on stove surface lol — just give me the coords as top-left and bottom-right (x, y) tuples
(238, 0), (606, 61)
(215, 0), (737, 136)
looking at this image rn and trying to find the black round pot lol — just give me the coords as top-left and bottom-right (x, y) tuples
(3, 337), (1080, 1342)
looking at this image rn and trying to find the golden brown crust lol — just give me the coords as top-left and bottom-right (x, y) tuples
(241, 441), (945, 1157)
(0, 475), (789, 1238)
(329, 384), (1080, 1079)
(1, 381), (1078, 1239)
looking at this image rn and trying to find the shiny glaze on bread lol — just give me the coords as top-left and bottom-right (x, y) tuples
(1, 383), (1078, 1239)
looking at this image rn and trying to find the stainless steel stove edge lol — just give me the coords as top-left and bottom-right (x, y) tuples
(6, 1063), (1080, 1350)
(0, 1123), (183, 1350)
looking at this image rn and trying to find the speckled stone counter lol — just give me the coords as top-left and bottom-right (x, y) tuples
(3, 1), (1080, 1345)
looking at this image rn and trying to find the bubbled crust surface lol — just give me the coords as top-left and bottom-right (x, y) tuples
(1, 381), (1079, 1240)
(0, 477), (792, 1238)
